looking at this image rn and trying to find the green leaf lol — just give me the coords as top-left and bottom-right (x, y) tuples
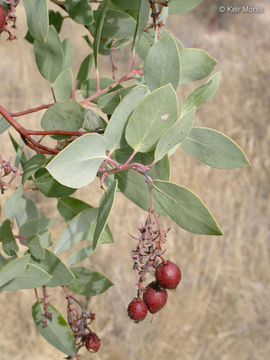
(15, 197), (38, 227)
(68, 266), (113, 296)
(29, 249), (75, 287)
(181, 127), (250, 169)
(19, 216), (56, 237)
(104, 85), (150, 152)
(54, 208), (98, 255)
(34, 26), (64, 83)
(125, 84), (179, 152)
(49, 10), (64, 33)
(86, 221), (114, 244)
(8, 133), (27, 167)
(24, 0), (49, 42)
(27, 235), (45, 260)
(57, 197), (92, 222)
(83, 109), (107, 131)
(115, 152), (170, 213)
(39, 232), (53, 248)
(62, 38), (73, 69)
(0, 219), (18, 256)
(180, 48), (217, 84)
(0, 255), (30, 287)
(0, 115), (10, 134)
(4, 185), (24, 219)
(0, 263), (52, 290)
(34, 168), (76, 198)
(41, 101), (85, 133)
(93, 180), (117, 249)
(97, 9), (136, 38)
(32, 302), (76, 358)
(76, 54), (93, 89)
(93, 0), (109, 68)
(154, 108), (195, 161)
(97, 86), (134, 115)
(132, 0), (149, 49)
(14, 137), (24, 168)
(144, 30), (180, 90)
(65, 0), (93, 25)
(66, 245), (95, 267)
(53, 69), (73, 102)
(169, 0), (204, 14)
(135, 28), (155, 60)
(46, 133), (106, 188)
(80, 77), (119, 102)
(152, 180), (222, 235)
(181, 72), (221, 115)
(22, 154), (47, 183)
(110, 0), (141, 9)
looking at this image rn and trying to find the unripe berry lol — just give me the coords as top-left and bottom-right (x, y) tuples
(143, 281), (167, 314)
(155, 260), (181, 290)
(85, 332), (101, 353)
(127, 298), (148, 322)
(0, 5), (6, 31)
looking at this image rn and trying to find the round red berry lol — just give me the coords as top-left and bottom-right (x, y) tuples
(143, 282), (167, 314)
(0, 5), (6, 31)
(85, 332), (101, 353)
(155, 260), (181, 290)
(127, 298), (148, 322)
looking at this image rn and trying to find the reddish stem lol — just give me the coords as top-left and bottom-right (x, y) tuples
(11, 103), (53, 117)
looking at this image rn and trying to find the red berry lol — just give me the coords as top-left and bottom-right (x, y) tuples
(143, 282), (167, 314)
(0, 5), (6, 31)
(127, 298), (148, 322)
(85, 332), (101, 353)
(155, 260), (181, 290)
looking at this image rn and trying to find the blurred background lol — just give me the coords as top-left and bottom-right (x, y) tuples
(0, 0), (270, 359)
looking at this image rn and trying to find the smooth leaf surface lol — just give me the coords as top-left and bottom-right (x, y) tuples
(19, 216), (56, 237)
(32, 302), (76, 358)
(154, 108), (195, 161)
(34, 26), (63, 83)
(53, 69), (73, 102)
(49, 10), (64, 33)
(29, 250), (75, 287)
(46, 133), (106, 188)
(182, 127), (250, 169)
(0, 115), (10, 134)
(24, 0), (48, 42)
(0, 219), (18, 256)
(65, 0), (93, 25)
(62, 38), (73, 69)
(153, 180), (222, 235)
(27, 235), (45, 260)
(41, 101), (85, 132)
(66, 245), (95, 267)
(125, 84), (179, 152)
(132, 0), (149, 49)
(93, 180), (117, 249)
(76, 53), (93, 88)
(15, 197), (38, 227)
(181, 72), (221, 115)
(81, 77), (119, 102)
(169, 0), (204, 14)
(144, 30), (180, 90)
(34, 168), (76, 198)
(0, 255), (29, 287)
(180, 48), (217, 84)
(4, 185), (24, 219)
(22, 154), (47, 183)
(93, 0), (108, 67)
(57, 197), (92, 222)
(104, 85), (150, 152)
(83, 109), (107, 131)
(1, 263), (52, 290)
(54, 208), (98, 255)
(68, 266), (113, 296)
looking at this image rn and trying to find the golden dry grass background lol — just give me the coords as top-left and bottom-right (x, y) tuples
(0, 1), (270, 359)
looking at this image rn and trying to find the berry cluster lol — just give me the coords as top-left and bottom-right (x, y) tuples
(127, 220), (181, 322)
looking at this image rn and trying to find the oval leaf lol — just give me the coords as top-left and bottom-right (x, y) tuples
(0, 219), (18, 256)
(152, 180), (222, 235)
(54, 208), (98, 255)
(33, 26), (63, 83)
(53, 68), (73, 102)
(46, 133), (106, 188)
(76, 53), (93, 89)
(0, 255), (30, 287)
(57, 197), (92, 222)
(68, 266), (113, 296)
(154, 108), (195, 161)
(144, 30), (180, 90)
(65, 0), (93, 25)
(180, 48), (217, 84)
(62, 38), (73, 69)
(32, 301), (76, 358)
(181, 127), (250, 169)
(24, 0), (48, 42)
(169, 0), (204, 14)
(93, 180), (117, 249)
(125, 84), (179, 152)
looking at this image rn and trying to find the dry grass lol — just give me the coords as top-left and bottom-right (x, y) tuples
(0, 1), (270, 359)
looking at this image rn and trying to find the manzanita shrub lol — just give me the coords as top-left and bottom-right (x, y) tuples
(0, 0), (249, 358)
